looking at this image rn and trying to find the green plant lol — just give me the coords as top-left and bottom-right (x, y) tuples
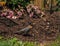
(0, 37), (40, 46)
(7, 0), (31, 10)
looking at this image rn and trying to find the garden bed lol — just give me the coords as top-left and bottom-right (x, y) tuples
(0, 11), (60, 42)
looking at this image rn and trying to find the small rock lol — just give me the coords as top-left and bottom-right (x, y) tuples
(47, 22), (50, 25)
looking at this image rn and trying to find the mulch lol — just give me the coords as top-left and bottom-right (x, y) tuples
(0, 11), (60, 42)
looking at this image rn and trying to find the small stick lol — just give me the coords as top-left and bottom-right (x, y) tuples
(0, 17), (18, 27)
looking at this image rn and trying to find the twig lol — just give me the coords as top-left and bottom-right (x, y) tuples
(0, 17), (18, 27)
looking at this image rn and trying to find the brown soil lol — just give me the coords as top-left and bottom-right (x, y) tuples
(0, 11), (60, 42)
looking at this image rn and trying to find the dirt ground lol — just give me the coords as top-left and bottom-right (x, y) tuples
(0, 11), (60, 42)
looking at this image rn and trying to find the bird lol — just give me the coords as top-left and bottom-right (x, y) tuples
(14, 25), (32, 36)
